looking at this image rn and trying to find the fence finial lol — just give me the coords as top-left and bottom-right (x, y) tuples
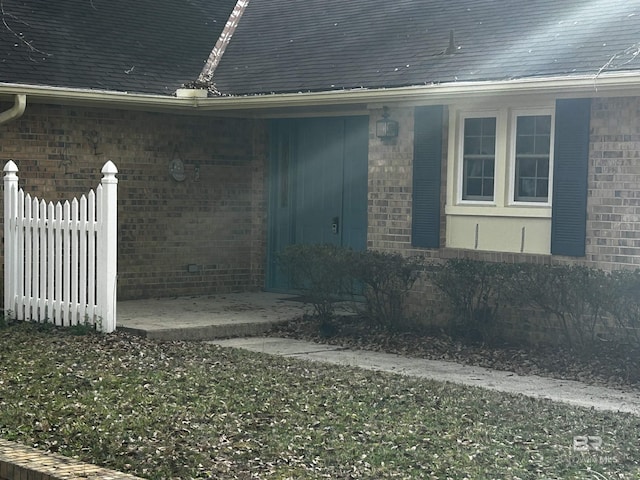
(101, 160), (118, 179)
(3, 160), (18, 175)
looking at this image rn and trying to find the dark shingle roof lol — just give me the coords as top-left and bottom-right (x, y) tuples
(0, 0), (236, 95)
(212, 0), (640, 95)
(3, 0), (640, 97)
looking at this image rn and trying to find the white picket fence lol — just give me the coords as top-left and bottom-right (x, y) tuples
(3, 161), (118, 332)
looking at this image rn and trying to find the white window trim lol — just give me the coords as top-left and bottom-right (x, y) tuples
(447, 103), (554, 218)
(507, 107), (555, 207)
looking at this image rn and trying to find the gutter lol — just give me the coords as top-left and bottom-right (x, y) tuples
(1, 72), (640, 113)
(0, 94), (26, 125)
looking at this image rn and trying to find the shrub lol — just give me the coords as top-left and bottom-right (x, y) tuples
(277, 245), (423, 330)
(512, 264), (611, 351)
(351, 251), (423, 329)
(429, 259), (514, 343)
(605, 269), (640, 349)
(277, 244), (354, 322)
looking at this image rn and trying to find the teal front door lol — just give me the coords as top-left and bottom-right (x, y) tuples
(267, 116), (369, 291)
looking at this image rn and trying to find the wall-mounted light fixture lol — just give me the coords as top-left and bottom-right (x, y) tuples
(376, 106), (399, 140)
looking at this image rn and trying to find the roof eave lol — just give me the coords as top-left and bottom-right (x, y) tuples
(1, 72), (640, 113)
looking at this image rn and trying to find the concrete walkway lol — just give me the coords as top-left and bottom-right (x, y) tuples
(212, 337), (640, 416)
(117, 292), (310, 340)
(116, 292), (640, 416)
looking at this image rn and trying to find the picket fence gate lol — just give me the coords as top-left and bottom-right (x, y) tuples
(3, 160), (118, 332)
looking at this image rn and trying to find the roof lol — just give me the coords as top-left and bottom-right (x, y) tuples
(212, 0), (640, 95)
(0, 0), (236, 95)
(1, 0), (640, 98)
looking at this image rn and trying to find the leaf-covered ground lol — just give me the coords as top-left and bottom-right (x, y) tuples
(271, 316), (640, 391)
(1, 322), (639, 479)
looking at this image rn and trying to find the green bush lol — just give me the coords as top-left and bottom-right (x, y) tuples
(512, 264), (611, 351)
(606, 269), (640, 349)
(430, 259), (629, 351)
(277, 245), (423, 330)
(351, 251), (423, 329)
(277, 244), (354, 322)
(429, 259), (514, 342)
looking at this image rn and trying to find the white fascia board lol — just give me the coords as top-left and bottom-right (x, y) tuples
(1, 72), (640, 113)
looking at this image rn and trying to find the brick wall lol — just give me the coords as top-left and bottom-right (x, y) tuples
(367, 99), (640, 339)
(368, 99), (640, 271)
(367, 106), (447, 260)
(588, 97), (640, 270)
(0, 102), (268, 300)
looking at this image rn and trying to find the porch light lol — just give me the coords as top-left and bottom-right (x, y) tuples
(376, 106), (399, 140)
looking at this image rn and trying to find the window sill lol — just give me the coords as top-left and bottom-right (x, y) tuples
(445, 204), (551, 219)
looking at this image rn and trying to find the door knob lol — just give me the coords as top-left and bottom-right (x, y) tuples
(331, 217), (340, 235)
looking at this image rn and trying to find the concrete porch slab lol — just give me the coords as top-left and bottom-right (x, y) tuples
(116, 292), (310, 341)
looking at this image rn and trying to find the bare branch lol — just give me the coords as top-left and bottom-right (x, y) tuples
(596, 43), (640, 77)
(0, 0), (51, 57)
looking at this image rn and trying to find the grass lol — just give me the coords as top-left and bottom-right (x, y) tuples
(0, 323), (639, 479)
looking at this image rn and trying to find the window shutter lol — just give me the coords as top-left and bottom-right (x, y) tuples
(551, 98), (591, 256)
(412, 105), (444, 248)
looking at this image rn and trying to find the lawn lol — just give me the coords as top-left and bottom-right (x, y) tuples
(0, 323), (639, 479)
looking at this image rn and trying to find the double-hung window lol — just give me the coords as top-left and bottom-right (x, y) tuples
(512, 113), (553, 204)
(457, 108), (554, 206)
(462, 117), (496, 201)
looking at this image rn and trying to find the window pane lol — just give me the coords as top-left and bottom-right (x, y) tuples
(517, 116), (535, 135)
(519, 178), (536, 198)
(538, 179), (548, 197)
(537, 159), (549, 177)
(518, 158), (537, 177)
(467, 160), (482, 177)
(482, 137), (496, 155)
(482, 117), (496, 136)
(466, 178), (482, 196)
(535, 115), (551, 134)
(534, 136), (550, 154)
(465, 118), (482, 135)
(464, 136), (481, 155)
(483, 178), (494, 196)
(516, 136), (534, 154)
(484, 159), (494, 176)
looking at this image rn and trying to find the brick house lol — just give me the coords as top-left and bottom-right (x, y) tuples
(2, 0), (640, 301)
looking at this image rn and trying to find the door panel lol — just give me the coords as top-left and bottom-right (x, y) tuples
(267, 116), (368, 291)
(296, 117), (345, 246)
(342, 116), (369, 251)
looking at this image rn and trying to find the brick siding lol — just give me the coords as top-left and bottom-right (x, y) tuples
(2, 96), (639, 305)
(588, 97), (640, 270)
(0, 102), (268, 301)
(368, 99), (640, 271)
(367, 99), (640, 340)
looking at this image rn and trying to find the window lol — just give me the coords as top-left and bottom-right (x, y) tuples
(454, 107), (554, 207)
(462, 117), (496, 201)
(514, 115), (552, 203)
(443, 99), (589, 256)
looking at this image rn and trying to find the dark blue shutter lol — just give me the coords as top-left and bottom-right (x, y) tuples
(412, 105), (444, 248)
(551, 98), (591, 256)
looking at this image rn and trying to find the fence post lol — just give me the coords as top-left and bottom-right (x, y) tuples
(3, 161), (18, 317)
(97, 161), (118, 332)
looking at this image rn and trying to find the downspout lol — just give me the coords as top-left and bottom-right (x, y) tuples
(0, 94), (26, 125)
